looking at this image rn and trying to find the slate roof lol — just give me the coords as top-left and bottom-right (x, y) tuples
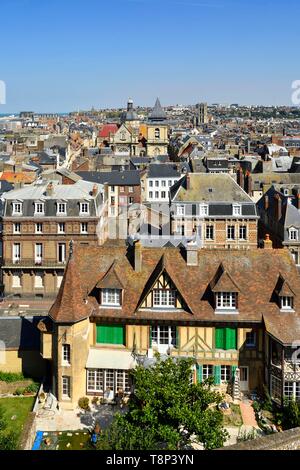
(147, 163), (181, 179)
(0, 316), (42, 350)
(148, 98), (167, 121)
(77, 170), (141, 186)
(47, 243), (300, 343)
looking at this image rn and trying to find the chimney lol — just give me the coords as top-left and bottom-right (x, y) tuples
(263, 234), (273, 250)
(134, 240), (142, 272)
(92, 184), (98, 197)
(186, 241), (198, 266)
(264, 195), (269, 210)
(46, 181), (54, 197)
(274, 194), (282, 220)
(186, 174), (190, 190)
(297, 193), (300, 210)
(236, 166), (244, 189)
(245, 171), (253, 195)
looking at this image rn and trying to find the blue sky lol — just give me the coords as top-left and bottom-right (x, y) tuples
(1, 0), (300, 112)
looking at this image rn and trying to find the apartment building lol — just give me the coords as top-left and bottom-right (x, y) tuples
(1, 179), (105, 299)
(143, 163), (181, 203)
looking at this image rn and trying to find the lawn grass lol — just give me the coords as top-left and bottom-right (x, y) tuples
(0, 396), (35, 447)
(223, 404), (243, 427)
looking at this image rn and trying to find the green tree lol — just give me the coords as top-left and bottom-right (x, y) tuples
(97, 356), (228, 450)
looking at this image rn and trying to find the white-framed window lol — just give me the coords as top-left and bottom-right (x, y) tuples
(35, 223), (43, 234)
(291, 250), (299, 266)
(62, 344), (71, 365)
(149, 191), (153, 199)
(81, 222), (88, 234)
(87, 369), (103, 393)
(227, 225), (235, 240)
(129, 186), (134, 193)
(101, 288), (121, 306)
(149, 181), (153, 188)
(220, 365), (231, 383)
(155, 180), (159, 187)
(161, 180), (166, 187)
(12, 272), (21, 288)
(34, 202), (44, 215)
(284, 381), (300, 401)
(168, 180), (172, 187)
(289, 228), (298, 241)
(216, 292), (237, 310)
(239, 225), (247, 240)
(155, 191), (159, 199)
(58, 222), (65, 234)
(13, 223), (21, 234)
(161, 191), (166, 199)
(199, 204), (208, 216)
(86, 369), (130, 394)
(205, 225), (214, 240)
(245, 331), (256, 347)
(57, 202), (67, 215)
(58, 243), (66, 263)
(151, 326), (176, 347)
(34, 273), (44, 288)
(110, 186), (115, 193)
(177, 205), (185, 216)
(12, 202), (22, 215)
(280, 296), (293, 310)
(202, 365), (214, 380)
(153, 289), (176, 308)
(80, 202), (89, 215)
(62, 376), (70, 398)
(120, 186), (125, 192)
(110, 206), (115, 216)
(233, 204), (241, 216)
(13, 243), (21, 263)
(271, 375), (282, 402)
(35, 243), (43, 263)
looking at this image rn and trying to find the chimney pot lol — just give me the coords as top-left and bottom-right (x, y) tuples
(263, 233), (273, 250)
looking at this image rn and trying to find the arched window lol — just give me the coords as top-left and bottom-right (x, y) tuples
(155, 128), (160, 139)
(154, 147), (161, 156)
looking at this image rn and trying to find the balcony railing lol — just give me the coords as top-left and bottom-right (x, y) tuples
(4, 259), (67, 268)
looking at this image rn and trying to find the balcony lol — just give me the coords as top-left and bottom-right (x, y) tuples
(4, 259), (67, 269)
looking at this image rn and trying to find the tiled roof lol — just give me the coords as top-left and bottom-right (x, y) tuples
(99, 124), (118, 138)
(48, 243), (300, 343)
(0, 172), (36, 184)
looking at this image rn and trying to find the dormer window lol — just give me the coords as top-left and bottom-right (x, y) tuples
(80, 202), (89, 215)
(280, 296), (293, 311)
(233, 204), (241, 216)
(216, 292), (237, 311)
(12, 202), (22, 215)
(34, 202), (44, 215)
(57, 202), (67, 215)
(199, 204), (208, 216)
(153, 289), (176, 308)
(289, 228), (298, 241)
(101, 288), (121, 306)
(177, 205), (185, 216)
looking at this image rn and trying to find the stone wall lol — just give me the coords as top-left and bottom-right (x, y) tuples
(220, 428), (300, 450)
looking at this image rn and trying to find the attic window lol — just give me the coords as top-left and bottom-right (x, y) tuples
(101, 288), (121, 307)
(215, 292), (237, 312)
(280, 296), (293, 311)
(289, 228), (298, 241)
(208, 188), (213, 193)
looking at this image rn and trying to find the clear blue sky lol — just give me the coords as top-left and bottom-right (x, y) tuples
(1, 0), (300, 112)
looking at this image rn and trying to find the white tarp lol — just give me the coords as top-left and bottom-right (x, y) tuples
(86, 348), (137, 370)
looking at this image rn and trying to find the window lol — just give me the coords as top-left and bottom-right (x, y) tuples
(119, 196), (127, 206)
(227, 225), (235, 240)
(153, 289), (176, 308)
(81, 222), (88, 234)
(110, 186), (115, 193)
(111, 196), (115, 205)
(155, 191), (159, 199)
(12, 202), (22, 215)
(57, 202), (66, 215)
(35, 243), (43, 263)
(177, 205), (185, 216)
(58, 243), (66, 263)
(215, 328), (237, 350)
(216, 292), (237, 310)
(34, 273), (44, 288)
(35, 223), (43, 234)
(151, 326), (176, 347)
(13, 223), (21, 234)
(271, 376), (282, 402)
(289, 228), (298, 241)
(101, 288), (121, 306)
(239, 225), (247, 240)
(62, 344), (70, 365)
(110, 206), (115, 216)
(34, 202), (44, 215)
(200, 204), (208, 216)
(245, 331), (256, 348)
(149, 191), (153, 199)
(220, 365), (231, 383)
(13, 243), (21, 262)
(129, 186), (134, 193)
(203, 365), (214, 380)
(205, 225), (214, 240)
(168, 180), (172, 187)
(281, 296), (293, 310)
(291, 250), (299, 265)
(155, 128), (160, 139)
(129, 196), (134, 205)
(283, 381), (300, 401)
(155, 181), (159, 187)
(62, 376), (70, 398)
(149, 181), (153, 188)
(58, 222), (65, 234)
(80, 202), (89, 215)
(161, 191), (166, 199)
(87, 369), (130, 394)
(233, 205), (241, 216)
(96, 325), (125, 345)
(87, 369), (103, 393)
(12, 273), (21, 288)
(120, 186), (125, 193)
(161, 180), (166, 187)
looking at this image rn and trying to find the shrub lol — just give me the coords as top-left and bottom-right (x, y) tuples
(0, 430), (18, 450)
(24, 382), (39, 394)
(78, 397), (90, 411)
(91, 396), (99, 405)
(13, 387), (25, 396)
(0, 371), (25, 383)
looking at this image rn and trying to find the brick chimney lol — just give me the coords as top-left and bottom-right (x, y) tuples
(297, 193), (300, 210)
(264, 195), (269, 210)
(134, 240), (142, 272)
(186, 241), (198, 266)
(186, 174), (190, 190)
(92, 184), (98, 197)
(263, 234), (273, 250)
(46, 181), (54, 197)
(245, 171), (253, 195)
(236, 166), (244, 189)
(274, 194), (282, 220)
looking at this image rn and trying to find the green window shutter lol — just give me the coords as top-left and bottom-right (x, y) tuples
(96, 325), (125, 345)
(149, 326), (152, 347)
(215, 328), (226, 349)
(196, 364), (203, 383)
(231, 365), (237, 380)
(214, 365), (221, 385)
(225, 328), (237, 350)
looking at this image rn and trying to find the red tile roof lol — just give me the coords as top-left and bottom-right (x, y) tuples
(99, 124), (118, 138)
